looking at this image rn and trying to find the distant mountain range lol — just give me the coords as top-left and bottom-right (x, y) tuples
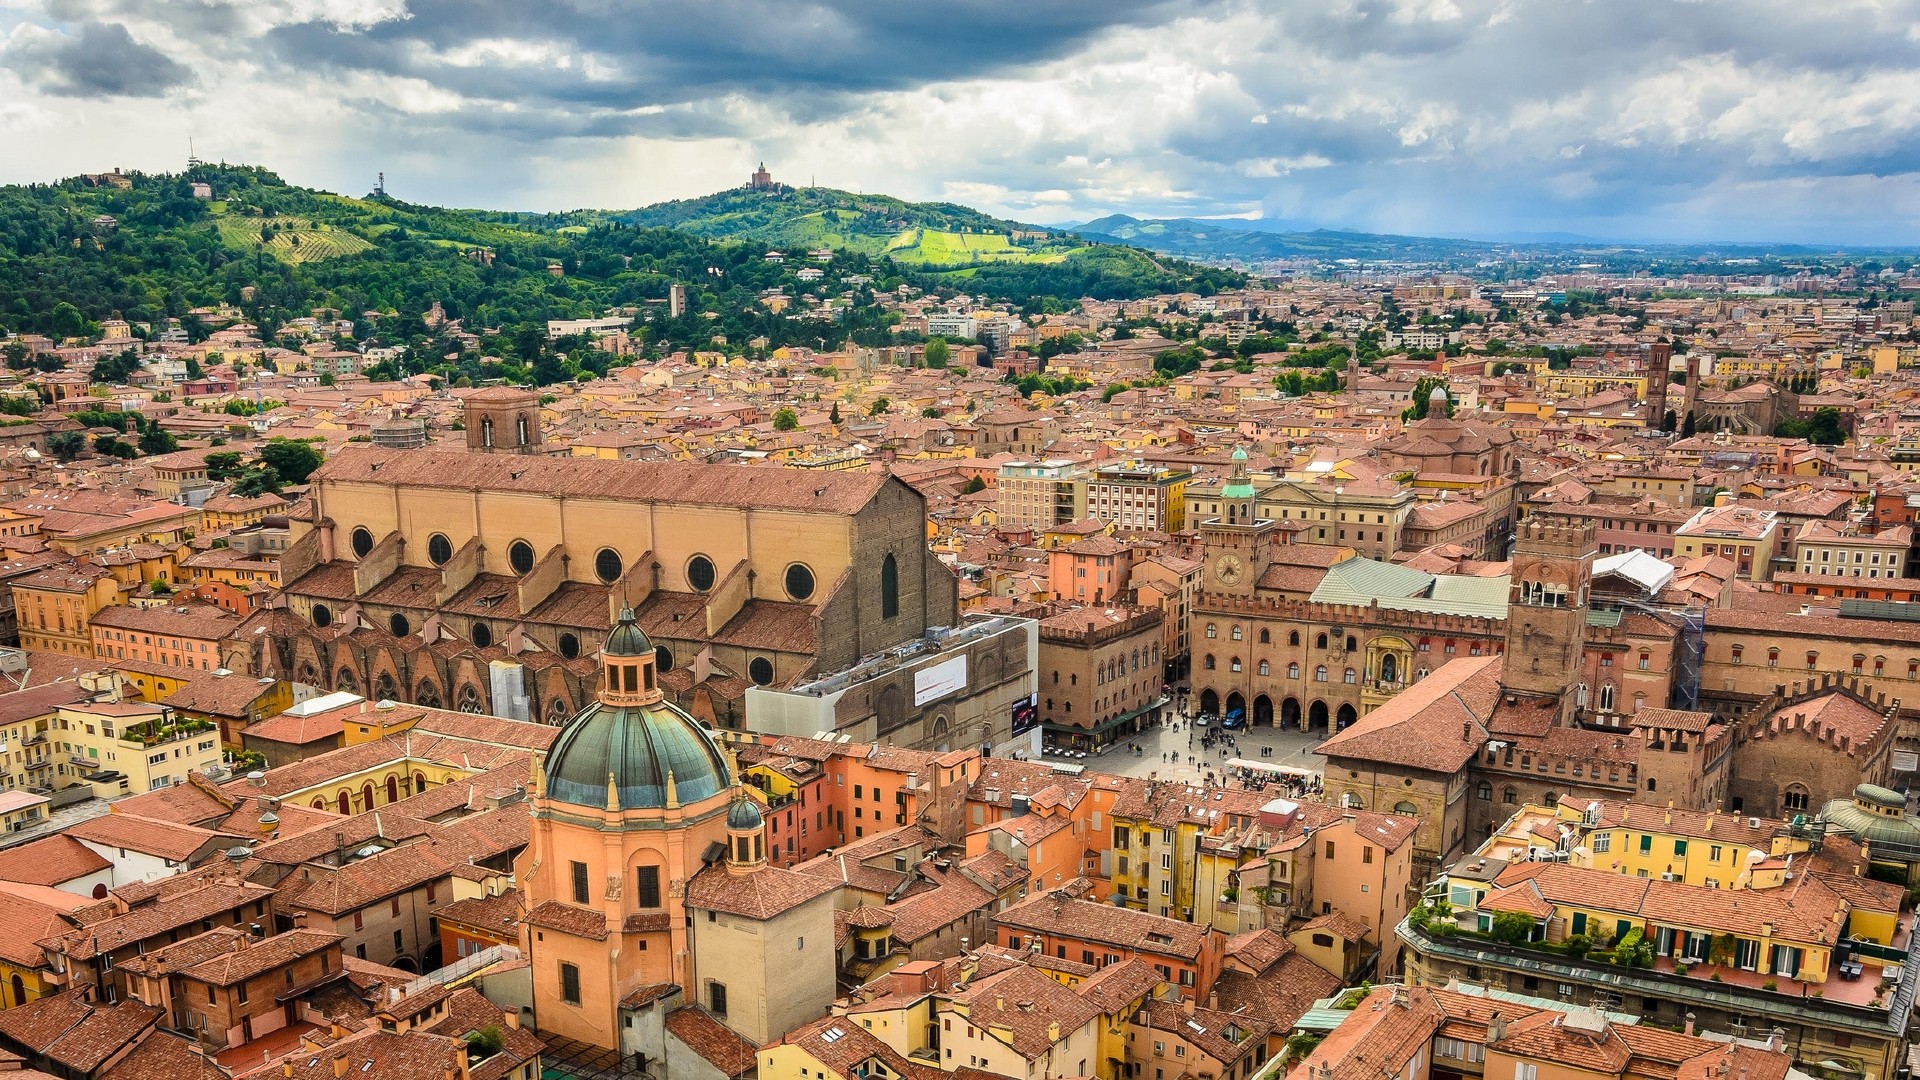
(1067, 214), (1499, 263)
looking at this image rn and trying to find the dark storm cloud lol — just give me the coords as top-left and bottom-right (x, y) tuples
(8, 20), (192, 97)
(8, 0), (1920, 241)
(263, 0), (1195, 113)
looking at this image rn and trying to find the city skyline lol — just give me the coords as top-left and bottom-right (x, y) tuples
(4, 0), (1920, 245)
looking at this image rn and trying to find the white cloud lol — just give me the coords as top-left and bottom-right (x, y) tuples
(2, 0), (1919, 240)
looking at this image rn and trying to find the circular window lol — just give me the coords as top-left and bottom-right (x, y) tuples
(426, 533), (453, 567)
(508, 540), (535, 575)
(388, 613), (411, 637)
(686, 555), (716, 592)
(350, 527), (374, 558)
(470, 622), (493, 649)
(655, 645), (675, 673)
(784, 563), (815, 602)
(748, 656), (774, 686)
(594, 548), (623, 585)
(557, 633), (580, 660)
(311, 604), (333, 628)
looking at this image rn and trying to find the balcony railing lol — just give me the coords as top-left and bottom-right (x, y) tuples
(118, 718), (215, 748)
(1398, 917), (1918, 1035)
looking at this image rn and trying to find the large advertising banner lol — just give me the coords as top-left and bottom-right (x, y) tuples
(1011, 693), (1038, 736)
(913, 655), (968, 706)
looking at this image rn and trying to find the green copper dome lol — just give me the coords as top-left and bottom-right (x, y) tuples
(604, 604), (653, 657)
(544, 698), (732, 809)
(1819, 784), (1920, 852)
(727, 796), (765, 830)
(1221, 446), (1256, 501)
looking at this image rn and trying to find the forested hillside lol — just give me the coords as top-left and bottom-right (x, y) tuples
(0, 166), (1241, 348)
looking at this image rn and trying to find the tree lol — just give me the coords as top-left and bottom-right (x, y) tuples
(48, 302), (89, 341)
(869, 397), (890, 416)
(920, 406), (941, 418)
(923, 337), (950, 369)
(1402, 376), (1454, 421)
(1490, 911), (1537, 945)
(467, 1026), (505, 1059)
(1153, 345), (1206, 379)
(1806, 407), (1847, 446)
(772, 407), (799, 431)
(91, 348), (144, 386)
(829, 401), (842, 425)
(232, 464), (282, 497)
(961, 474), (987, 495)
(1103, 382), (1130, 403)
(138, 427), (178, 455)
(259, 439), (323, 485)
(2, 343), (26, 371)
(1681, 411), (1698, 437)
(205, 451), (245, 480)
(46, 431), (86, 462)
(92, 434), (136, 459)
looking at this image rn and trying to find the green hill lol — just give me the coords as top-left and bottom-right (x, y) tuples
(618, 185), (1239, 297)
(0, 165), (1241, 358)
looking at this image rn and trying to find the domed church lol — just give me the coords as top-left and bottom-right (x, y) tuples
(517, 607), (839, 1052)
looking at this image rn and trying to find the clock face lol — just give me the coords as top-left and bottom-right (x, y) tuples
(1215, 553), (1245, 585)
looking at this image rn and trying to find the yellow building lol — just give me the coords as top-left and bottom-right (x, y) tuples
(783, 954), (1150, 1080)
(12, 564), (120, 657)
(1405, 798), (1911, 1080)
(1673, 504), (1778, 581)
(0, 682), (92, 793)
(1087, 462), (1191, 533)
(1538, 371), (1649, 400)
(200, 492), (285, 531)
(55, 701), (224, 796)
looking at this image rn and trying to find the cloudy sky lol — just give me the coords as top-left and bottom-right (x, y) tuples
(4, 0), (1920, 243)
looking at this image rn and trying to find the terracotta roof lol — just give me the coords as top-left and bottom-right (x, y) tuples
(314, 446), (893, 514)
(230, 1028), (464, 1080)
(621, 983), (680, 1008)
(45, 878), (277, 960)
(994, 887), (1209, 959)
(684, 863), (839, 919)
(0, 889), (84, 968)
(0, 994), (160, 1074)
(183, 928), (341, 986)
(1316, 654), (1500, 773)
(1212, 951), (1340, 1029)
(521, 900), (608, 941)
(1224, 928), (1292, 972)
(0, 834), (110, 887)
(237, 708), (344, 746)
(949, 964), (1099, 1060)
(98, 1029), (228, 1080)
(665, 1006), (758, 1077)
(433, 889), (522, 937)
(68, 814), (233, 864)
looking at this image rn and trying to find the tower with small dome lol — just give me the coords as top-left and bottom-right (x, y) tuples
(517, 606), (841, 1053)
(516, 605), (739, 1050)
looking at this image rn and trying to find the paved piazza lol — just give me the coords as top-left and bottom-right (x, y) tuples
(1040, 713), (1329, 789)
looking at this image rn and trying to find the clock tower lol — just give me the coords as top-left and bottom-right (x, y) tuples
(1200, 447), (1275, 596)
